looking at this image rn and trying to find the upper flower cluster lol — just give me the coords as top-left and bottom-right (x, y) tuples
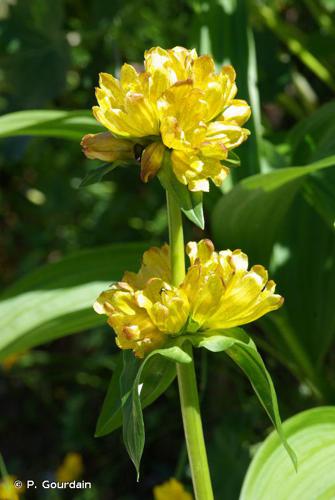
(82, 47), (251, 192)
(94, 240), (283, 357)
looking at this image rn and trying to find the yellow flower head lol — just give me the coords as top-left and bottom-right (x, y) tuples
(56, 453), (84, 483)
(94, 240), (282, 358)
(83, 47), (251, 192)
(153, 478), (193, 500)
(0, 476), (25, 500)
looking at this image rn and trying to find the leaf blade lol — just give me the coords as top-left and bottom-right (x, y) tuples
(0, 243), (149, 360)
(190, 329), (297, 469)
(240, 407), (335, 500)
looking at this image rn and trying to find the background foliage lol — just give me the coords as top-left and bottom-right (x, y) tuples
(1, 0), (335, 498)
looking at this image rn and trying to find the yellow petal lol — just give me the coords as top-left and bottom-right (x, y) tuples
(205, 121), (250, 150)
(169, 46), (198, 76)
(94, 284), (165, 358)
(220, 65), (237, 102)
(182, 265), (223, 328)
(122, 244), (170, 289)
(186, 239), (216, 266)
(199, 140), (227, 160)
(135, 278), (189, 334)
(159, 82), (208, 133)
(120, 63), (141, 92)
(192, 55), (215, 86)
(171, 150), (229, 192)
(99, 72), (123, 104)
(201, 251), (283, 329)
(203, 81), (226, 122)
(140, 142), (165, 182)
(81, 132), (134, 162)
(160, 116), (186, 150)
(124, 93), (160, 135)
(222, 99), (251, 126)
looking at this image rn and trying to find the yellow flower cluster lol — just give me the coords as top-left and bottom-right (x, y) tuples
(56, 453), (84, 482)
(82, 47), (250, 192)
(153, 478), (193, 500)
(0, 476), (24, 500)
(94, 240), (283, 358)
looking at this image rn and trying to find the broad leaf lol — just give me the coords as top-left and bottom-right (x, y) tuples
(0, 243), (148, 360)
(240, 406), (335, 500)
(95, 353), (176, 437)
(0, 110), (102, 141)
(289, 101), (335, 164)
(189, 329), (297, 469)
(266, 197), (335, 382)
(212, 155), (335, 263)
(120, 345), (191, 477)
(158, 159), (204, 229)
(288, 100), (335, 227)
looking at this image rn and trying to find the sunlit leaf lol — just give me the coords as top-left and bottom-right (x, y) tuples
(0, 110), (102, 141)
(240, 407), (335, 500)
(189, 329), (296, 469)
(212, 155), (335, 263)
(0, 243), (148, 360)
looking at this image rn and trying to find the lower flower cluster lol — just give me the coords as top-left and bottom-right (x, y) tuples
(94, 240), (283, 357)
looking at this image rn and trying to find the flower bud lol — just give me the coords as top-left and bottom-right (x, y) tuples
(81, 132), (134, 162)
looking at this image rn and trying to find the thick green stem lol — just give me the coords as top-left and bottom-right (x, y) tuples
(166, 189), (214, 500)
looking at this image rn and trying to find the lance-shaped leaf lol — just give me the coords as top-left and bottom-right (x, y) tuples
(95, 352), (176, 437)
(120, 345), (192, 478)
(189, 328), (297, 470)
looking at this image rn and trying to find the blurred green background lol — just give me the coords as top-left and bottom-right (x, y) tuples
(1, 0), (335, 498)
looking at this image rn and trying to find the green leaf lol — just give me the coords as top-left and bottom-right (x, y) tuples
(0, 110), (102, 141)
(95, 353), (124, 436)
(288, 100), (335, 227)
(265, 196), (335, 388)
(212, 155), (335, 263)
(288, 100), (335, 164)
(0, 243), (148, 361)
(158, 158), (205, 229)
(80, 161), (138, 187)
(240, 406), (335, 500)
(95, 352), (176, 437)
(189, 329), (297, 470)
(120, 344), (191, 477)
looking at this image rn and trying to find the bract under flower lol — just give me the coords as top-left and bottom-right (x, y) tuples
(83, 47), (251, 192)
(94, 240), (283, 358)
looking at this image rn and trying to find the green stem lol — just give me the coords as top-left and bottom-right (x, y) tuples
(166, 189), (214, 500)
